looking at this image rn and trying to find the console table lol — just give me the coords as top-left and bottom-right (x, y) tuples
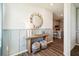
(27, 34), (48, 54)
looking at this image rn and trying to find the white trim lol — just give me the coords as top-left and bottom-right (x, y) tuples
(47, 41), (53, 44)
(10, 50), (28, 56)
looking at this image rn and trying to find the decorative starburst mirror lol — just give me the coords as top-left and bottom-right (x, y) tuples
(30, 13), (43, 29)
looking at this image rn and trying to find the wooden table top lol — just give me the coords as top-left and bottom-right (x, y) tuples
(27, 34), (48, 39)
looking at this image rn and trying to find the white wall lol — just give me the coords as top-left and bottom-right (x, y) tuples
(76, 9), (79, 43)
(3, 3), (53, 29)
(64, 3), (76, 56)
(64, 3), (71, 56)
(70, 4), (76, 50)
(3, 3), (53, 55)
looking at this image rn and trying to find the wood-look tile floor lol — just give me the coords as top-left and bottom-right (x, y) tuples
(18, 38), (64, 56)
(71, 45), (79, 56)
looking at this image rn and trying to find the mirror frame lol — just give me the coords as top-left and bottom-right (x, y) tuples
(30, 13), (43, 29)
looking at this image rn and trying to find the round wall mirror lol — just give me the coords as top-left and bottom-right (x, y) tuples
(30, 13), (43, 29)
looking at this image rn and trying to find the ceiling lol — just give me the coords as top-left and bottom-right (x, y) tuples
(25, 3), (64, 19)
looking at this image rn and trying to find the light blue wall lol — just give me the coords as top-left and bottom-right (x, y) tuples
(0, 3), (2, 56)
(3, 30), (27, 55)
(2, 29), (53, 55)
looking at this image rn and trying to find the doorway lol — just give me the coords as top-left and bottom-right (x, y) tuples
(53, 3), (64, 55)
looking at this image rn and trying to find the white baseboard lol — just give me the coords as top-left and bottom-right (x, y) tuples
(47, 41), (53, 44)
(10, 50), (28, 56)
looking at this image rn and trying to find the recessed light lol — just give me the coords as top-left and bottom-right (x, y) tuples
(50, 3), (54, 6)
